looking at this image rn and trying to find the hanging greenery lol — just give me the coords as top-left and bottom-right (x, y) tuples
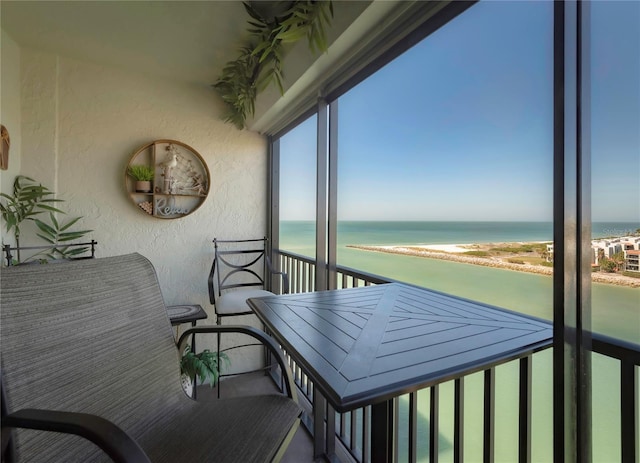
(213, 1), (334, 129)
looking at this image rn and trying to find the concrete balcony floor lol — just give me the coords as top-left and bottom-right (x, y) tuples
(196, 372), (316, 462)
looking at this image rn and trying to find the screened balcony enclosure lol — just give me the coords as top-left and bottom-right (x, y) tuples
(268, 1), (639, 461)
(1, 1), (639, 463)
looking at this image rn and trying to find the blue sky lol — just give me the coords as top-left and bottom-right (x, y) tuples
(280, 1), (639, 223)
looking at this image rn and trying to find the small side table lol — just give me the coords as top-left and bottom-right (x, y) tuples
(167, 304), (208, 327)
(167, 304), (208, 399)
(167, 304), (208, 350)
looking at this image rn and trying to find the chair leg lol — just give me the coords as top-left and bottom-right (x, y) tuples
(191, 321), (198, 400)
(216, 316), (222, 399)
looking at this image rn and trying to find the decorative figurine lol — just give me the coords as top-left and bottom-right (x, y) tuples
(1, 125), (10, 170)
(191, 173), (207, 195)
(159, 144), (179, 194)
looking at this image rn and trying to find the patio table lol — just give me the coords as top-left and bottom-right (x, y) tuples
(247, 282), (552, 462)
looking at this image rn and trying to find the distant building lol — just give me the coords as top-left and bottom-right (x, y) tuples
(592, 239), (623, 265)
(625, 250), (640, 272)
(548, 236), (639, 270)
(622, 236), (640, 251)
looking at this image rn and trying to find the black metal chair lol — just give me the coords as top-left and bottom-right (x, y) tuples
(208, 237), (289, 324)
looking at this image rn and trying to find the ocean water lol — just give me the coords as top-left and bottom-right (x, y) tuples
(280, 220), (639, 462)
(281, 220), (640, 251)
(280, 221), (639, 342)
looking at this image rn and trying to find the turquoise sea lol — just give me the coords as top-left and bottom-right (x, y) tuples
(280, 221), (639, 462)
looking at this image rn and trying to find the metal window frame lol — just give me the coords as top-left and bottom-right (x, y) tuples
(553, 1), (592, 461)
(267, 136), (281, 292)
(315, 99), (329, 291)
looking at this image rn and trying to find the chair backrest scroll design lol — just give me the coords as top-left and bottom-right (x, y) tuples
(208, 237), (269, 305)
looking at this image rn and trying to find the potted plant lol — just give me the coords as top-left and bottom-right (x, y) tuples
(127, 165), (154, 192)
(0, 175), (92, 263)
(179, 345), (230, 396)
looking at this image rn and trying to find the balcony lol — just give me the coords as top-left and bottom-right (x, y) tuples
(1, 1), (638, 462)
(265, 250), (640, 463)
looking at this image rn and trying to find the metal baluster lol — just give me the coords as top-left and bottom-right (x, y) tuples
(484, 368), (495, 463)
(409, 392), (418, 463)
(327, 403), (336, 457)
(430, 386), (439, 463)
(621, 358), (637, 463)
(519, 357), (532, 463)
(302, 262), (307, 293)
(363, 406), (371, 463)
(454, 377), (465, 463)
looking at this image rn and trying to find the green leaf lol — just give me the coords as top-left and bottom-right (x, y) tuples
(34, 219), (57, 237)
(59, 216), (82, 231)
(274, 72), (284, 96)
(257, 68), (275, 92)
(277, 28), (306, 43)
(49, 212), (59, 230)
(64, 247), (89, 256)
(35, 233), (56, 244)
(247, 20), (266, 30)
(180, 346), (230, 387)
(57, 231), (92, 242)
(252, 41), (269, 57)
(243, 1), (265, 23)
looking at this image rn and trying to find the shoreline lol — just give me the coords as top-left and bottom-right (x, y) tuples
(347, 243), (640, 288)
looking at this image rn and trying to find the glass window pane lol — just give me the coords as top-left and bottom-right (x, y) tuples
(589, 0), (640, 344)
(279, 114), (317, 259)
(337, 1), (553, 313)
(335, 3), (554, 461)
(589, 2), (640, 461)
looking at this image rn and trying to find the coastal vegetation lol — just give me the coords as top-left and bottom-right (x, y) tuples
(597, 251), (626, 273)
(348, 242), (640, 288)
(622, 271), (640, 279)
(490, 243), (548, 254)
(463, 250), (489, 257)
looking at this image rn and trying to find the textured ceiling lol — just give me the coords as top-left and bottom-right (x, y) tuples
(1, 0), (384, 132)
(1, 1), (251, 86)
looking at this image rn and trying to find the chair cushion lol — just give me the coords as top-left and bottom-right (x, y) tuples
(140, 394), (300, 463)
(216, 289), (274, 315)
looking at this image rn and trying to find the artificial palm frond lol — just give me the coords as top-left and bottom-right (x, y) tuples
(213, 1), (334, 130)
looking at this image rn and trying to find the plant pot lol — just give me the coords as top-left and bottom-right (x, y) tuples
(181, 373), (195, 398)
(135, 180), (152, 193)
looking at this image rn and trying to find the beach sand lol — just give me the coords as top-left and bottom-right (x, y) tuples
(347, 243), (640, 288)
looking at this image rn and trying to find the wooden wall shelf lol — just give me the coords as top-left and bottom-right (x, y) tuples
(125, 139), (210, 219)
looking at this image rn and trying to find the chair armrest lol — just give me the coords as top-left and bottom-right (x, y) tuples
(2, 409), (151, 463)
(266, 256), (289, 294)
(177, 325), (297, 402)
(207, 258), (217, 305)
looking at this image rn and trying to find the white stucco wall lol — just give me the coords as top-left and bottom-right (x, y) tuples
(0, 29), (22, 200)
(5, 44), (270, 371)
